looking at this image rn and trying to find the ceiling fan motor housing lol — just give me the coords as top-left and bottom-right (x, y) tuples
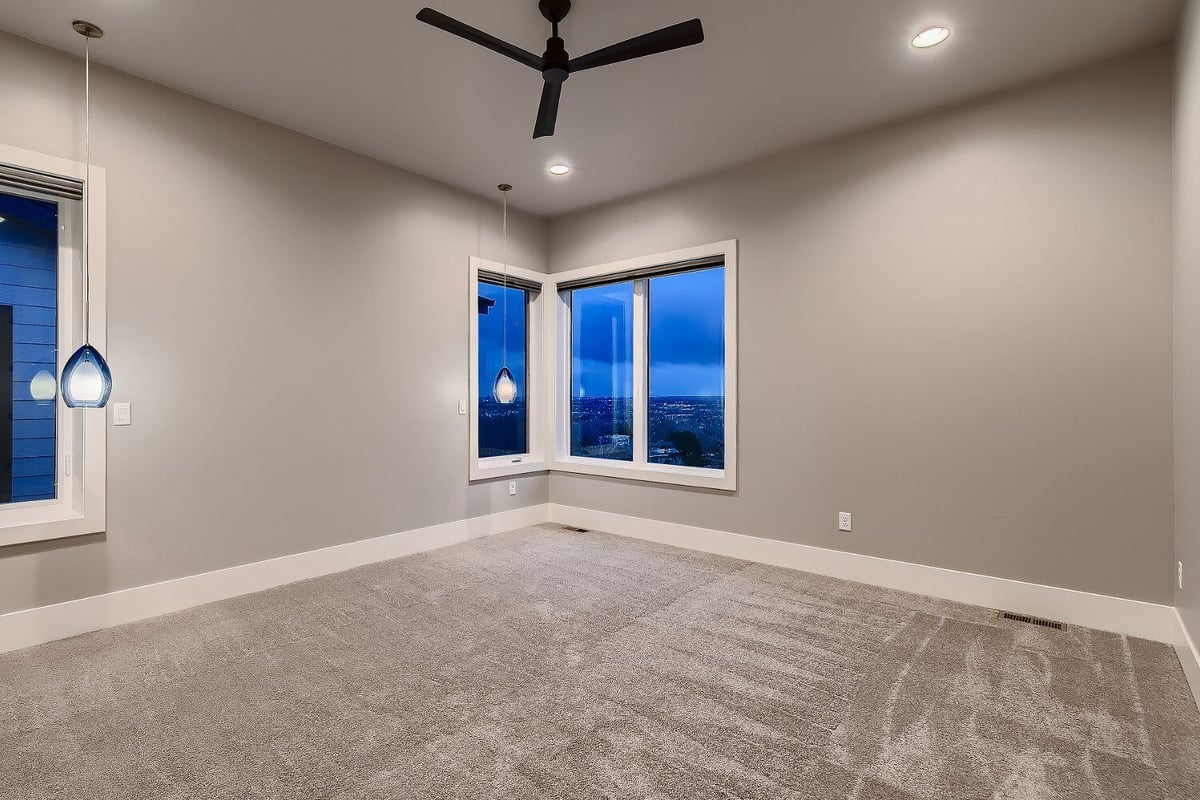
(543, 37), (569, 83)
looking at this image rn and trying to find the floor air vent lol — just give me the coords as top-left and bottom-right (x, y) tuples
(559, 525), (589, 533)
(998, 611), (1066, 631)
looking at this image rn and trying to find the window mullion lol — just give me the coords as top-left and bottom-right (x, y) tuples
(632, 279), (648, 466)
(557, 289), (571, 462)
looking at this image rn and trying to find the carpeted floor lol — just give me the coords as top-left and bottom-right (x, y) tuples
(3, 524), (1200, 799)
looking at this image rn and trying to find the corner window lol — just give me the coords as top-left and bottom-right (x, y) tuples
(469, 258), (546, 480)
(0, 144), (108, 547)
(465, 241), (735, 490)
(551, 240), (737, 491)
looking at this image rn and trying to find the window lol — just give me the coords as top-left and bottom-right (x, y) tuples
(551, 240), (737, 490)
(477, 280), (528, 459)
(0, 144), (107, 547)
(648, 267), (726, 470)
(0, 192), (59, 503)
(468, 258), (546, 480)
(569, 281), (634, 461)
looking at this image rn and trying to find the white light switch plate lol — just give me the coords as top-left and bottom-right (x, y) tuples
(509, 481), (517, 496)
(112, 402), (131, 426)
(458, 400), (467, 415)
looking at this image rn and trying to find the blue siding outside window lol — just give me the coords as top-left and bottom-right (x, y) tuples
(0, 192), (58, 503)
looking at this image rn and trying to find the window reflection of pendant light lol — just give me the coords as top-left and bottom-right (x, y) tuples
(30, 369), (57, 402)
(61, 20), (113, 409)
(492, 184), (518, 405)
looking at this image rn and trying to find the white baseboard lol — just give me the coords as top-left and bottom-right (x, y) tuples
(0, 504), (550, 655)
(1, 501), (1182, 658)
(1174, 610), (1200, 710)
(548, 504), (1176, 643)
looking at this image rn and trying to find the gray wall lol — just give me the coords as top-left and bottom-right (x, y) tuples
(548, 49), (1175, 604)
(1177, 3), (1200, 636)
(0, 33), (549, 615)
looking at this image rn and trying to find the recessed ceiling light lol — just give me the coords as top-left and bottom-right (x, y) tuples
(548, 164), (571, 176)
(911, 26), (951, 49)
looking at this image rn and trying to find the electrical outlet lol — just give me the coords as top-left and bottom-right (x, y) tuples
(1180, 561), (1185, 591)
(838, 512), (852, 532)
(508, 481), (517, 497)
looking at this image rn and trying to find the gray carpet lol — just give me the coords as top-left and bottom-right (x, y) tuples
(2, 524), (1199, 799)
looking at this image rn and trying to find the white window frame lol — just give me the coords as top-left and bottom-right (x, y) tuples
(547, 240), (737, 491)
(468, 257), (548, 480)
(0, 143), (107, 547)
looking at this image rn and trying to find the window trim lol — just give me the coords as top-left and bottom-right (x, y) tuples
(467, 257), (548, 481)
(547, 240), (738, 491)
(0, 143), (107, 547)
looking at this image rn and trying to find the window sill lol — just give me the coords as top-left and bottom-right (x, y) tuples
(550, 457), (736, 491)
(0, 504), (104, 547)
(470, 457), (548, 482)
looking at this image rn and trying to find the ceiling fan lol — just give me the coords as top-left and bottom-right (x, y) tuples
(415, 0), (705, 139)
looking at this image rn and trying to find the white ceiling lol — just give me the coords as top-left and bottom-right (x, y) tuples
(0, 0), (1183, 217)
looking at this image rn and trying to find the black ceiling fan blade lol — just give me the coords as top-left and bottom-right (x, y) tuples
(533, 80), (562, 139)
(415, 8), (544, 71)
(568, 18), (704, 73)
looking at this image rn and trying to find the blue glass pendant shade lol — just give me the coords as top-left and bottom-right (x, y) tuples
(61, 344), (112, 408)
(493, 367), (517, 405)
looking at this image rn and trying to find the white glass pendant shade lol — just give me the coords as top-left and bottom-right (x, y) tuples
(30, 369), (57, 402)
(493, 367), (518, 404)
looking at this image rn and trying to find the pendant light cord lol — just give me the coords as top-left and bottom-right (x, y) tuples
(82, 34), (92, 345)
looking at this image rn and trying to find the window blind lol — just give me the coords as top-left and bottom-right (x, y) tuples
(554, 256), (724, 292)
(0, 162), (84, 202)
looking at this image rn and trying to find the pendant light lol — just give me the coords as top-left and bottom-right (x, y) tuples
(492, 184), (518, 405)
(61, 20), (113, 409)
